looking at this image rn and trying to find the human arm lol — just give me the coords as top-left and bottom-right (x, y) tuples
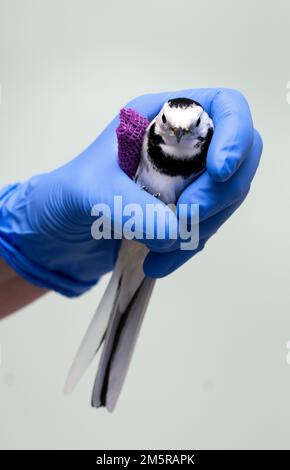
(0, 257), (47, 319)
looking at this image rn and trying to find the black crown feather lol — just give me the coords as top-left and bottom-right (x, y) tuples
(168, 97), (202, 109)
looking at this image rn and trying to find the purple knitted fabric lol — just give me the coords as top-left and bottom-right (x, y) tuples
(116, 108), (150, 178)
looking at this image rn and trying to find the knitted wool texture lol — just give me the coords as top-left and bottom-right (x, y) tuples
(116, 108), (150, 178)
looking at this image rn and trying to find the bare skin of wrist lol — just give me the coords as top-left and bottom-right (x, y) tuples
(0, 257), (47, 320)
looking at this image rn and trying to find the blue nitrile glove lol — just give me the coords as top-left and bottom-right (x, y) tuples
(0, 89), (262, 296)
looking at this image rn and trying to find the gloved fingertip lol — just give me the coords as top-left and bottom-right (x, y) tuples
(208, 128), (262, 183)
(206, 155), (239, 182)
(144, 249), (184, 278)
(144, 238), (208, 278)
(143, 254), (169, 278)
(253, 128), (263, 153)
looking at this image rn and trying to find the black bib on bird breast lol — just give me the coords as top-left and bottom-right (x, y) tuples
(147, 123), (211, 178)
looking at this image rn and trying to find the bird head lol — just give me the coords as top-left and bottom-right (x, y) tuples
(155, 97), (207, 145)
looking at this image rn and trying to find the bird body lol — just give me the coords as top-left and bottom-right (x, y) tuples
(136, 98), (213, 204)
(65, 98), (214, 410)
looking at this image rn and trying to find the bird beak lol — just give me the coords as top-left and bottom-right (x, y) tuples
(173, 128), (183, 143)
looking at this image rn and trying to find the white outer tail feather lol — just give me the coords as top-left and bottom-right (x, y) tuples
(64, 240), (152, 405)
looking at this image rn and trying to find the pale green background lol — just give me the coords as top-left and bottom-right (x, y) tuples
(0, 0), (290, 450)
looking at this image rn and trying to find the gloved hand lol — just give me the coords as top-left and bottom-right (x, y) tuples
(0, 89), (262, 296)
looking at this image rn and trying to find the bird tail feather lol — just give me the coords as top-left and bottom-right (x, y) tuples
(92, 275), (155, 411)
(64, 239), (154, 409)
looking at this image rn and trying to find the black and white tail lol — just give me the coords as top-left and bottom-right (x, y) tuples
(64, 239), (155, 411)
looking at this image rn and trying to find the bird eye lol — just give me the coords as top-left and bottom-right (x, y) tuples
(162, 114), (166, 123)
(196, 117), (201, 127)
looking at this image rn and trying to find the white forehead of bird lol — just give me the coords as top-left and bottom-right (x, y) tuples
(160, 102), (203, 130)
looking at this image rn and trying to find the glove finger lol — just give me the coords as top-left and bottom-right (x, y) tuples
(178, 129), (262, 222)
(204, 88), (254, 182)
(143, 195), (248, 278)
